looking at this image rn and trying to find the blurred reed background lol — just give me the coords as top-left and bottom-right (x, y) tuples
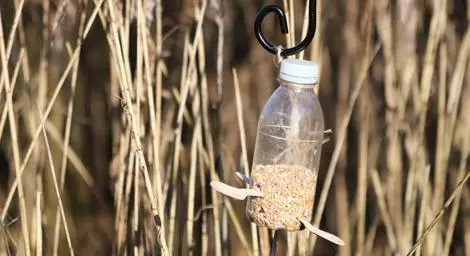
(0, 0), (469, 255)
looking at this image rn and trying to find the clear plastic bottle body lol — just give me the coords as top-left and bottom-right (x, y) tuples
(246, 78), (324, 231)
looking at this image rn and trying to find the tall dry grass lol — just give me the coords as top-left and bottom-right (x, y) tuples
(0, 0), (469, 255)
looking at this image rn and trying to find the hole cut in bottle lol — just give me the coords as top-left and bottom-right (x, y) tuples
(246, 59), (324, 231)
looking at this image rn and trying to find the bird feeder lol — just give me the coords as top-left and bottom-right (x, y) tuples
(210, 0), (345, 253)
(245, 59), (323, 231)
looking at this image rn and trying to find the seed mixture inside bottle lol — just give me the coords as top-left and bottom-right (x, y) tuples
(247, 164), (316, 231)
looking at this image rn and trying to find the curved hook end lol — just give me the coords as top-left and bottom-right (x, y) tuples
(254, 4), (289, 54)
(254, 0), (317, 57)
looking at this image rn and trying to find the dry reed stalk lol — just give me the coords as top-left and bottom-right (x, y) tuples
(309, 0), (321, 71)
(186, 117), (201, 254)
(287, 231), (296, 255)
(163, 33), (190, 202)
(333, 6), (354, 254)
(335, 50), (352, 252)
(431, 31), (447, 255)
(444, 40), (470, 252)
(52, 9), (86, 253)
(121, 150), (136, 253)
(464, 4), (470, 255)
(395, 0), (418, 104)
(1, 221), (15, 255)
(1, 0), (103, 222)
(106, 0), (168, 254)
(364, 216), (379, 255)
(0, 48), (23, 141)
(197, 141), (209, 255)
(358, 2), (374, 252)
(152, 0), (165, 231)
(288, 0), (295, 53)
(418, 2), (447, 251)
(33, 162), (41, 254)
(134, 2), (144, 253)
(374, 1), (404, 249)
(466, 218), (470, 256)
(370, 169), (397, 252)
(195, 2), (223, 253)
(141, 35), (167, 256)
(232, 68), (257, 256)
(214, 0), (224, 107)
(259, 228), (270, 256)
(420, 0), (445, 109)
(222, 197), (251, 252)
(121, 0), (134, 100)
(44, 122), (93, 186)
(4, 0), (23, 57)
(283, 0), (292, 50)
(0, 12), (30, 256)
(394, 1), (419, 251)
(356, 84), (369, 256)
(35, 190), (41, 256)
(37, 106), (74, 255)
(407, 172), (470, 255)
(35, 4), (50, 253)
(347, 3), (373, 255)
(463, 179), (470, 256)
(12, 0), (30, 89)
(170, 85), (192, 120)
(442, 138), (469, 255)
(123, 0), (131, 60)
(0, 0), (24, 99)
(170, 17), (205, 250)
(133, 151), (141, 255)
(114, 130), (131, 253)
(430, 27), (470, 254)
(334, 171), (350, 256)
(298, 0), (309, 60)
(37, 0), (49, 112)
(162, 10), (204, 246)
(137, 0), (164, 253)
(115, 145), (131, 252)
(211, 1), (228, 250)
(198, 147), (251, 254)
(414, 166), (430, 256)
(49, 0), (70, 35)
(297, 231), (308, 255)
(175, 0), (206, 129)
(446, 31), (470, 115)
(403, 139), (420, 252)
(136, 0), (144, 135)
(200, 123), (253, 251)
(424, 1), (447, 246)
(309, 43), (380, 252)
(191, 4), (225, 254)
(0, 0), (24, 97)
(168, 130), (181, 255)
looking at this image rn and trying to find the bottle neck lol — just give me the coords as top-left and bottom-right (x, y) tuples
(277, 77), (317, 90)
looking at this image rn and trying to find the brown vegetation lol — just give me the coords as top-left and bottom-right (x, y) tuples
(0, 0), (469, 255)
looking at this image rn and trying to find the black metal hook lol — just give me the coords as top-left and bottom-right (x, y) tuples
(254, 0), (316, 57)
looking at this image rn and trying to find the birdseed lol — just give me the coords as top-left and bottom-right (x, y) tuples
(246, 164), (317, 231)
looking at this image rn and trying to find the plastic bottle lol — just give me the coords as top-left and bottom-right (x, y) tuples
(246, 59), (324, 231)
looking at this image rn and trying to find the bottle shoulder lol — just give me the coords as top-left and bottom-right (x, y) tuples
(261, 85), (324, 117)
(258, 84), (324, 132)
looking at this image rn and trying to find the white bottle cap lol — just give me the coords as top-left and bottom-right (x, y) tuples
(279, 59), (319, 85)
